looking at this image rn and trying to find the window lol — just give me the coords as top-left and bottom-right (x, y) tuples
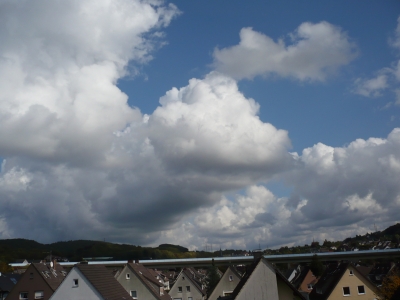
(223, 291), (233, 296)
(126, 273), (130, 279)
(30, 272), (34, 279)
(73, 279), (79, 287)
(182, 276), (185, 280)
(229, 275), (233, 282)
(34, 291), (44, 299)
(358, 285), (365, 295)
(307, 284), (314, 290)
(188, 297), (193, 300)
(178, 286), (182, 293)
(343, 287), (350, 296)
(130, 290), (137, 299)
(186, 286), (190, 292)
(349, 270), (354, 275)
(19, 292), (28, 299)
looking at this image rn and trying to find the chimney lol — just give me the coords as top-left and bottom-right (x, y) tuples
(135, 259), (139, 264)
(253, 249), (263, 261)
(128, 260), (133, 264)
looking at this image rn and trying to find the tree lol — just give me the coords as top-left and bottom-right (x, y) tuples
(376, 271), (400, 300)
(205, 259), (221, 297)
(0, 261), (13, 273)
(309, 254), (324, 277)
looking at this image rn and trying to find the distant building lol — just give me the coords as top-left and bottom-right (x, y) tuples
(49, 263), (130, 300)
(115, 262), (171, 300)
(7, 262), (66, 300)
(222, 258), (306, 300)
(208, 266), (242, 300)
(309, 262), (379, 300)
(0, 272), (21, 300)
(168, 268), (206, 300)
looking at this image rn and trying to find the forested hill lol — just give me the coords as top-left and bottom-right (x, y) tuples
(0, 239), (195, 263)
(1, 223), (399, 264)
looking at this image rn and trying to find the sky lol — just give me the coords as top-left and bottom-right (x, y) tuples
(0, 0), (400, 251)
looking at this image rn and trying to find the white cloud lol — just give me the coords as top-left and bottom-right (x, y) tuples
(354, 16), (400, 102)
(353, 74), (389, 97)
(1, 0), (399, 251)
(285, 128), (400, 234)
(0, 0), (179, 164)
(158, 128), (400, 250)
(213, 22), (357, 81)
(390, 16), (400, 50)
(0, 71), (291, 243)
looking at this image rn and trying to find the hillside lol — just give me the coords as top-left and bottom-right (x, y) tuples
(0, 239), (195, 264)
(1, 223), (399, 264)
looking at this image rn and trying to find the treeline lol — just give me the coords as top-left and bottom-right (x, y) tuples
(0, 238), (251, 265)
(0, 239), (198, 263)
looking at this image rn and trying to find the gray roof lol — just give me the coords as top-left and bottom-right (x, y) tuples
(126, 263), (171, 300)
(32, 263), (67, 291)
(0, 273), (21, 292)
(76, 264), (131, 300)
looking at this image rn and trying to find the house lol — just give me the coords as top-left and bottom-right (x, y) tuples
(115, 262), (171, 300)
(222, 258), (306, 300)
(7, 262), (66, 300)
(288, 266), (319, 294)
(49, 263), (131, 300)
(154, 270), (171, 291)
(309, 262), (379, 300)
(147, 268), (171, 292)
(208, 266), (241, 300)
(0, 273), (21, 300)
(367, 262), (396, 286)
(168, 268), (206, 300)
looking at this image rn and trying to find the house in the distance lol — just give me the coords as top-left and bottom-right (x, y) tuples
(0, 273), (21, 300)
(222, 258), (306, 300)
(168, 268), (206, 300)
(309, 262), (379, 300)
(286, 266), (319, 295)
(49, 263), (130, 300)
(208, 266), (242, 300)
(115, 262), (171, 300)
(7, 262), (66, 300)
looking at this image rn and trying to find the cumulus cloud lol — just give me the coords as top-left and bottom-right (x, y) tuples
(0, 0), (292, 247)
(0, 0), (179, 164)
(213, 22), (357, 81)
(156, 185), (295, 250)
(353, 74), (389, 97)
(354, 16), (400, 103)
(285, 129), (400, 235)
(1, 0), (399, 251)
(160, 129), (400, 250)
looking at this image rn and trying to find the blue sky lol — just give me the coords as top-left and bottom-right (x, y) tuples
(119, 0), (400, 153)
(0, 0), (400, 250)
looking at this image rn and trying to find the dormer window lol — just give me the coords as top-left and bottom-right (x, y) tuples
(126, 273), (130, 279)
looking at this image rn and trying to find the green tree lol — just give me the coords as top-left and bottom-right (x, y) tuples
(309, 254), (324, 277)
(205, 259), (221, 297)
(376, 270), (400, 300)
